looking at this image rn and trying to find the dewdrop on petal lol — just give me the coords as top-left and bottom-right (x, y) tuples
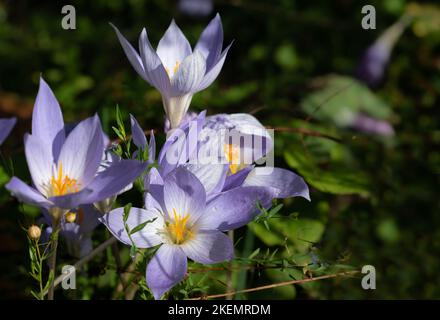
(28, 225), (41, 240)
(65, 211), (77, 223)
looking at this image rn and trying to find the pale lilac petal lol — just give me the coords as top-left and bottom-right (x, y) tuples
(32, 77), (65, 161)
(163, 167), (206, 222)
(198, 186), (271, 231)
(24, 134), (53, 194)
(223, 166), (253, 191)
(181, 230), (233, 264)
(196, 42), (232, 91)
(57, 115), (104, 186)
(148, 131), (156, 164)
(100, 207), (163, 248)
(139, 28), (171, 93)
(110, 23), (149, 82)
(184, 163), (228, 197)
(144, 167), (165, 211)
(156, 20), (192, 74)
(81, 159), (147, 204)
(170, 50), (206, 95)
(130, 114), (147, 149)
(0, 117), (16, 145)
(195, 13), (223, 71)
(5, 177), (52, 209)
(146, 244), (187, 300)
(243, 167), (310, 201)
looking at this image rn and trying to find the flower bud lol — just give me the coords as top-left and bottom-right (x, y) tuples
(28, 225), (41, 240)
(65, 211), (77, 223)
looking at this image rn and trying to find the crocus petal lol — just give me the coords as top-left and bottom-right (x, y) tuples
(110, 23), (149, 82)
(184, 163), (228, 197)
(139, 28), (171, 93)
(5, 177), (53, 209)
(32, 77), (65, 161)
(163, 167), (206, 222)
(243, 167), (310, 201)
(198, 186), (271, 231)
(81, 159), (147, 204)
(0, 117), (16, 145)
(223, 166), (253, 191)
(195, 13), (223, 71)
(78, 205), (101, 233)
(196, 42), (232, 92)
(100, 207), (163, 248)
(148, 130), (156, 164)
(24, 134), (53, 194)
(146, 244), (187, 300)
(130, 114), (147, 149)
(170, 50), (206, 95)
(181, 230), (233, 264)
(156, 20), (192, 75)
(57, 115), (104, 186)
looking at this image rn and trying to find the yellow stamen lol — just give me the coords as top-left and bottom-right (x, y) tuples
(165, 61), (180, 79)
(167, 209), (193, 244)
(49, 163), (79, 196)
(224, 143), (241, 174)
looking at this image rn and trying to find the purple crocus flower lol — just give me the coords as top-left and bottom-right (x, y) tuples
(5, 78), (146, 216)
(0, 117), (16, 146)
(101, 166), (272, 299)
(356, 17), (410, 87)
(111, 14), (232, 128)
(178, 0), (214, 17)
(350, 113), (395, 136)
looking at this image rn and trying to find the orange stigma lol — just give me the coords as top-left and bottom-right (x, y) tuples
(49, 163), (79, 197)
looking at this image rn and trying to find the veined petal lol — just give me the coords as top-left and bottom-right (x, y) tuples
(110, 23), (149, 82)
(196, 42), (232, 92)
(184, 163), (228, 198)
(130, 114), (147, 149)
(181, 230), (233, 264)
(57, 115), (104, 186)
(139, 28), (171, 93)
(81, 159), (147, 204)
(198, 186), (272, 231)
(148, 130), (156, 164)
(100, 207), (163, 248)
(243, 167), (310, 201)
(0, 117), (16, 145)
(24, 133), (53, 194)
(32, 77), (65, 161)
(146, 244), (187, 300)
(144, 167), (165, 211)
(195, 13), (223, 71)
(163, 167), (206, 223)
(156, 20), (192, 75)
(5, 177), (53, 209)
(223, 166), (253, 191)
(170, 50), (206, 95)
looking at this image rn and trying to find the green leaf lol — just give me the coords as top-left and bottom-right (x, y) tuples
(123, 203), (132, 223)
(301, 75), (393, 127)
(129, 217), (157, 235)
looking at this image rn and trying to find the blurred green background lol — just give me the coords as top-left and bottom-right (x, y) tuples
(0, 0), (439, 299)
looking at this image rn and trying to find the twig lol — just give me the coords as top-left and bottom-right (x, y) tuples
(187, 271), (359, 300)
(42, 237), (117, 297)
(270, 126), (341, 142)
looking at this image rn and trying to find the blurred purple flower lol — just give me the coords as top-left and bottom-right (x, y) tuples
(111, 14), (232, 128)
(178, 0), (214, 17)
(0, 117), (16, 146)
(356, 17), (410, 87)
(101, 166), (272, 299)
(351, 113), (395, 136)
(41, 205), (101, 258)
(5, 77), (146, 214)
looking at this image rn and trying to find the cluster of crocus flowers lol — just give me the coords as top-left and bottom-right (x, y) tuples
(112, 13), (231, 129)
(7, 13), (311, 300)
(5, 78), (146, 223)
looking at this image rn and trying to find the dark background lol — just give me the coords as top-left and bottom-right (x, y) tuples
(0, 0), (439, 299)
